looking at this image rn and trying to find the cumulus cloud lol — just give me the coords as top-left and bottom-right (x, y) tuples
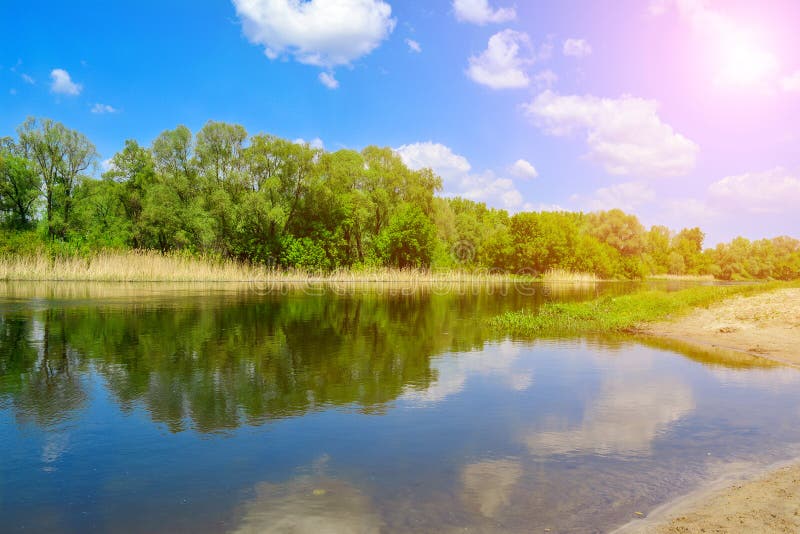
(524, 90), (699, 177)
(50, 69), (82, 96)
(405, 38), (421, 53)
(509, 159), (538, 179)
(396, 141), (528, 210)
(708, 167), (800, 214)
(533, 69), (558, 89)
(293, 137), (325, 149)
(232, 0), (395, 68)
(91, 103), (118, 114)
(562, 38), (592, 58)
(100, 158), (116, 173)
(318, 71), (339, 89)
(467, 29), (531, 89)
(452, 0), (516, 25)
(588, 181), (655, 212)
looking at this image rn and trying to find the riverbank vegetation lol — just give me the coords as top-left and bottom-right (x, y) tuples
(0, 249), (522, 283)
(2, 117), (799, 281)
(490, 282), (800, 336)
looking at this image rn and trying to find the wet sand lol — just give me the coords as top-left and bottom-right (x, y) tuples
(620, 288), (800, 533)
(614, 460), (800, 533)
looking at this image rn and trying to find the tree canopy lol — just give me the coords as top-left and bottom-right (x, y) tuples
(1, 117), (798, 281)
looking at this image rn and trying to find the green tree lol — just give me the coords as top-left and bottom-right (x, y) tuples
(378, 204), (437, 268)
(17, 117), (98, 239)
(0, 150), (41, 229)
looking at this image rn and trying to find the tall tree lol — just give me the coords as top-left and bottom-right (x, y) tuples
(17, 118), (97, 239)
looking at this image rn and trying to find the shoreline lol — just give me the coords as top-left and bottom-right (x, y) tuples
(616, 288), (800, 532)
(613, 455), (800, 533)
(641, 287), (800, 367)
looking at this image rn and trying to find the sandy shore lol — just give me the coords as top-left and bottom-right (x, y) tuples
(614, 460), (800, 533)
(644, 288), (800, 367)
(617, 288), (800, 532)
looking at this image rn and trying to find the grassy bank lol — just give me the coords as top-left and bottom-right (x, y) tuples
(0, 250), (529, 283)
(490, 281), (800, 337)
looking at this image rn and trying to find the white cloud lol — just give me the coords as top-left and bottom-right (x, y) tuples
(452, 0), (515, 25)
(21, 73), (35, 85)
(588, 181), (655, 212)
(232, 0), (395, 68)
(318, 71), (339, 89)
(91, 103), (118, 114)
(9, 89), (17, 96)
(660, 198), (718, 228)
(396, 141), (527, 210)
(50, 68), (82, 96)
(782, 71), (800, 92)
(293, 137), (325, 149)
(708, 167), (800, 214)
(100, 158), (116, 173)
(533, 69), (558, 89)
(524, 90), (699, 177)
(467, 29), (531, 90)
(531, 203), (565, 212)
(563, 38), (592, 58)
(405, 38), (421, 53)
(509, 159), (538, 179)
(395, 141), (471, 178)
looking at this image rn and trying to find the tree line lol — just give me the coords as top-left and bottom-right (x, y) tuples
(1, 117), (798, 280)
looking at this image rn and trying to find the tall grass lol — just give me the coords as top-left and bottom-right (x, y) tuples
(648, 273), (716, 281)
(490, 281), (799, 337)
(0, 250), (525, 283)
(540, 268), (602, 283)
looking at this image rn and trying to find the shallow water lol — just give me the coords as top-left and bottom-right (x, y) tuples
(1, 283), (799, 533)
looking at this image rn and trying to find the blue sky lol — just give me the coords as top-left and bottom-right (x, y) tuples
(2, 0), (799, 244)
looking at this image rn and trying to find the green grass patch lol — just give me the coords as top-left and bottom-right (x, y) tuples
(490, 281), (800, 337)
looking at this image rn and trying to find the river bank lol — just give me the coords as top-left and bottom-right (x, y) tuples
(643, 288), (800, 367)
(616, 288), (800, 532)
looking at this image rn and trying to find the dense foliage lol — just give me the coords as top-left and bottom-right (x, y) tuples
(1, 117), (799, 280)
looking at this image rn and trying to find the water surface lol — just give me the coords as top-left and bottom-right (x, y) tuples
(1, 282), (799, 533)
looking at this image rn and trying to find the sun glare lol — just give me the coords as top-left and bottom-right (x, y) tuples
(715, 27), (778, 87)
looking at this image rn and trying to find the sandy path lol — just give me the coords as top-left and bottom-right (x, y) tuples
(644, 288), (800, 366)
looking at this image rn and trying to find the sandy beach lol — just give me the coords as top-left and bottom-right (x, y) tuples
(645, 288), (800, 367)
(619, 288), (800, 533)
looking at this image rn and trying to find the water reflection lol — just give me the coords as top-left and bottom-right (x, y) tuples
(526, 353), (695, 456)
(401, 341), (532, 404)
(461, 458), (523, 519)
(232, 469), (383, 534)
(2, 286), (800, 533)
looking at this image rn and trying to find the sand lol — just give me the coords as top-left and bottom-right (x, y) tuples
(615, 462), (800, 534)
(644, 288), (800, 367)
(618, 288), (800, 533)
